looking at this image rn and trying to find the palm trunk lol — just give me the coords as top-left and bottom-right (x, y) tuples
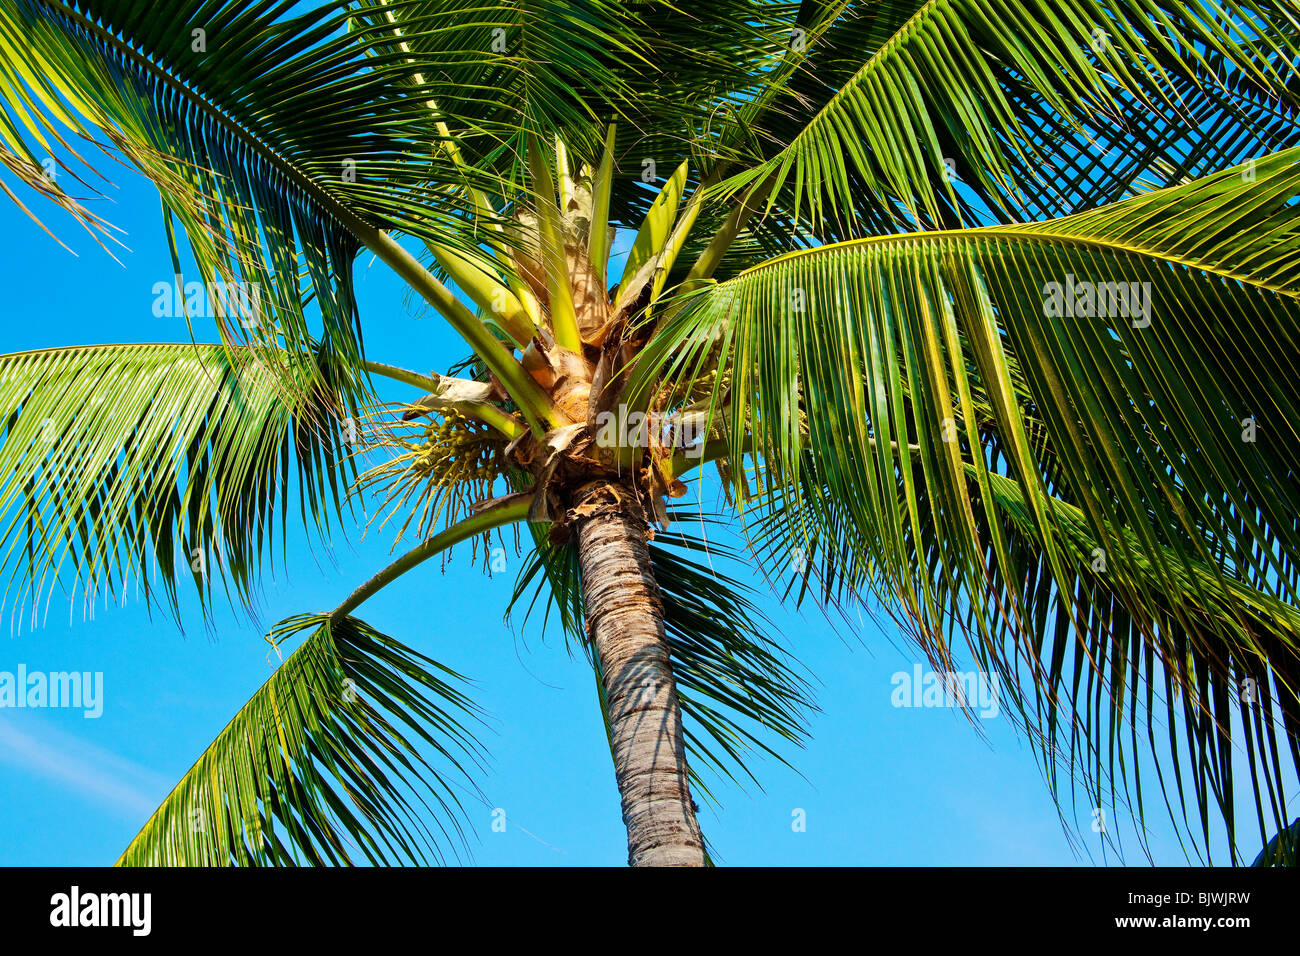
(573, 481), (707, 866)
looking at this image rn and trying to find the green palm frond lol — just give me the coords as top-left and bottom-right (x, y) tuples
(508, 523), (585, 641)
(0, 343), (352, 622)
(1252, 816), (1300, 864)
(641, 147), (1300, 858)
(648, 528), (815, 801)
(352, 0), (807, 228)
(740, 452), (1300, 859)
(350, 0), (649, 145)
(6, 0), (1300, 869)
(715, 0), (1300, 233)
(1016, 31), (1300, 216)
(0, 0), (494, 380)
(509, 513), (815, 802)
(117, 612), (483, 865)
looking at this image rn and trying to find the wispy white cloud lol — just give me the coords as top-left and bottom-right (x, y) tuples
(0, 713), (169, 819)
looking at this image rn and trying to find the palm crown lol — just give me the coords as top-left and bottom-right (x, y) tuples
(3, 0), (1300, 866)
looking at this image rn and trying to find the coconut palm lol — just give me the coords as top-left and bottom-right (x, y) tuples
(2, 0), (1300, 866)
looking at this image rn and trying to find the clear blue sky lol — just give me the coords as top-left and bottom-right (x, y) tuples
(0, 158), (1266, 867)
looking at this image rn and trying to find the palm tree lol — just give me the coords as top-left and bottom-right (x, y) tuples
(2, 0), (1300, 867)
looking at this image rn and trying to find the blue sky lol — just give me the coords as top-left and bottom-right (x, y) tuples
(0, 155), (1270, 867)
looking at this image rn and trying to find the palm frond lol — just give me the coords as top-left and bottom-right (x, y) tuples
(0, 0), (492, 382)
(714, 0), (1300, 233)
(117, 612), (483, 865)
(0, 343), (352, 623)
(350, 0), (807, 228)
(1252, 816), (1300, 864)
(643, 148), (1300, 857)
(740, 453), (1300, 859)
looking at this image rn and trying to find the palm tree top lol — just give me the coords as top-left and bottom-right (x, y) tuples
(2, 0), (1300, 865)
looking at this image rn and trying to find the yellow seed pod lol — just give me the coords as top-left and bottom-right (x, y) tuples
(411, 409), (506, 491)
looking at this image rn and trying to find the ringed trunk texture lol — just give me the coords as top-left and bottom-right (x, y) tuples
(573, 481), (707, 867)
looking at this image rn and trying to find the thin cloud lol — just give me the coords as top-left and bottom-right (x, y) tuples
(0, 714), (170, 819)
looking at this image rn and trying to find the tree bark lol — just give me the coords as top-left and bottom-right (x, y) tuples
(573, 481), (707, 867)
